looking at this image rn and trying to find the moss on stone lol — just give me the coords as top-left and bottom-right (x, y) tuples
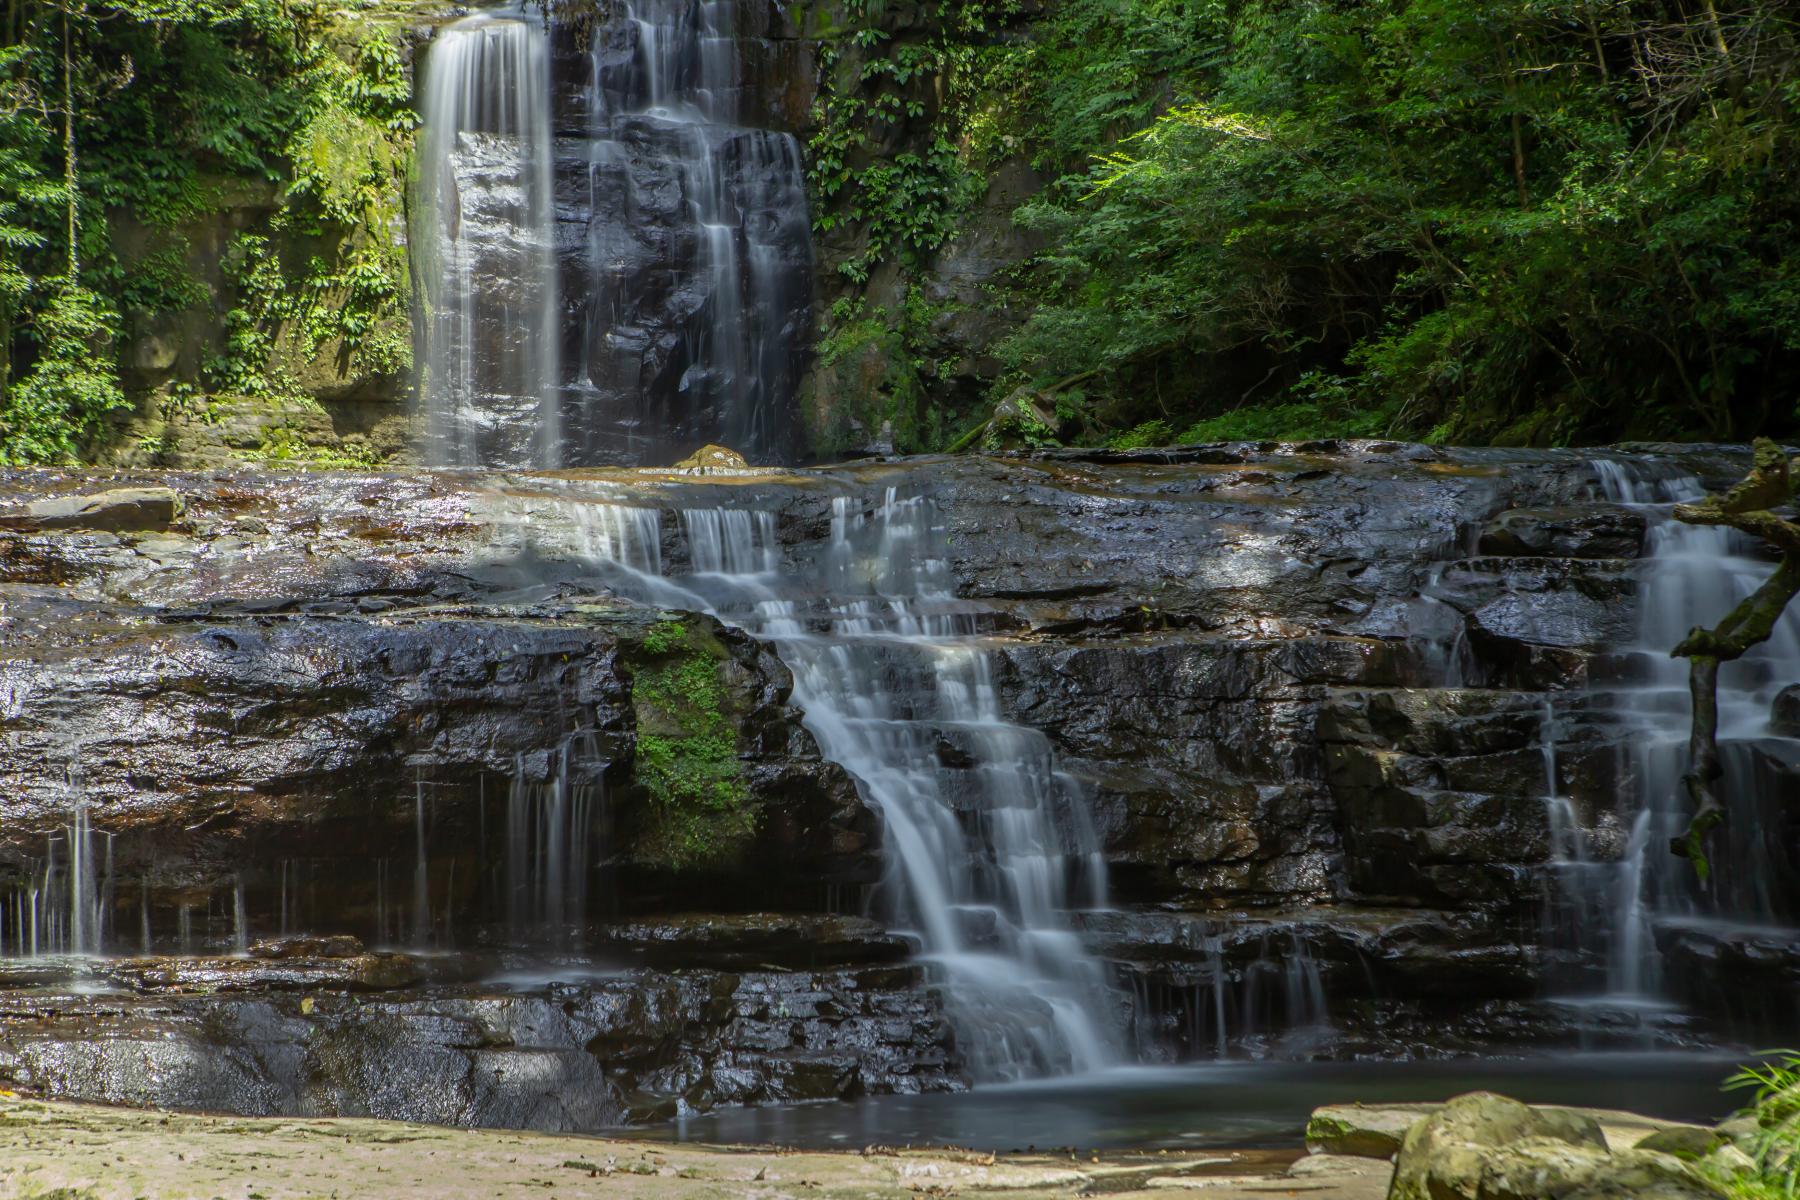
(627, 619), (754, 869)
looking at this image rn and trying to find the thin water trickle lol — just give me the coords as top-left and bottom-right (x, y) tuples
(507, 740), (601, 948)
(414, 784), (432, 949)
(2, 768), (105, 959)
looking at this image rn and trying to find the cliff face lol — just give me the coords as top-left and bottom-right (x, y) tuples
(89, 0), (1040, 469)
(2, 442), (1794, 1121)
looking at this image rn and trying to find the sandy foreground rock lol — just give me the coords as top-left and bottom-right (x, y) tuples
(0, 1095), (1391, 1200)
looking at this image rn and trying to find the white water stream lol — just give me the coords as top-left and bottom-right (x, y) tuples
(1543, 458), (1800, 1010)
(417, 10), (561, 468)
(505, 488), (1121, 1080)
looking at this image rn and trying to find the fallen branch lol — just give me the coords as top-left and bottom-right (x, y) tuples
(1669, 438), (1800, 880)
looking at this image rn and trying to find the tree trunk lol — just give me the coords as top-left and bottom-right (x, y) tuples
(63, 3), (78, 278)
(1669, 439), (1800, 879)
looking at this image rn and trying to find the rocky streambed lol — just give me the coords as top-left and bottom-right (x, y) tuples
(0, 441), (1796, 1127)
(0, 1088), (1750, 1199)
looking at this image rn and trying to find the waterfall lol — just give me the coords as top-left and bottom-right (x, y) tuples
(525, 490), (1120, 1080)
(1554, 457), (1800, 1007)
(416, 10), (561, 468)
(566, 0), (812, 463)
(506, 741), (602, 947)
(1, 798), (104, 959)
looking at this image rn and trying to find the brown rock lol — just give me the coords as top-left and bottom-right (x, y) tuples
(673, 444), (749, 470)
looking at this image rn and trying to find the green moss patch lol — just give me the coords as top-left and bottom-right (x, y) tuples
(627, 619), (754, 869)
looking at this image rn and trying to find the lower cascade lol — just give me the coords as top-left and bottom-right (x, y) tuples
(2, 447), (1798, 1135)
(1545, 457), (1800, 1017)
(524, 489), (1122, 1079)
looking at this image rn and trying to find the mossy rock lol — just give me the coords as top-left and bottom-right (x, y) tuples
(1305, 1103), (1435, 1158)
(624, 618), (756, 869)
(672, 444), (749, 471)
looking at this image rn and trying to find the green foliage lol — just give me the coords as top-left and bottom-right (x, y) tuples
(629, 625), (754, 869)
(809, 0), (1016, 281)
(1715, 1053), (1800, 1198)
(995, 0), (1800, 447)
(0, 280), (128, 463)
(640, 619), (688, 657)
(1, 0), (414, 463)
(810, 292), (957, 453)
(206, 228), (411, 399)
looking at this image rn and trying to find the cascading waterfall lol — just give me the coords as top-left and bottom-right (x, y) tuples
(2, 817), (103, 959)
(518, 489), (1120, 1080)
(416, 10), (561, 468)
(566, 0), (812, 462)
(506, 740), (603, 947)
(1546, 458), (1800, 1011)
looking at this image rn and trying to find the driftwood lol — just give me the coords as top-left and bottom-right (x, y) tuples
(1669, 438), (1800, 880)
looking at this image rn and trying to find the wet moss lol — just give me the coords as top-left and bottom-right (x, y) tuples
(627, 620), (754, 869)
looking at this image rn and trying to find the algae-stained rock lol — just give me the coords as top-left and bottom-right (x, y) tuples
(673, 443), (750, 471)
(14, 486), (182, 532)
(1306, 1102), (1434, 1157)
(1476, 1139), (1722, 1200)
(1634, 1126), (1729, 1160)
(107, 950), (423, 993)
(1388, 1092), (1606, 1200)
(598, 913), (909, 968)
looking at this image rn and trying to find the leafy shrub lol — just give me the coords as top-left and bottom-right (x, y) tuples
(1718, 1053), (1800, 1199)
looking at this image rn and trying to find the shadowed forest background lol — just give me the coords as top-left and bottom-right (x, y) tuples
(1, 0), (1797, 463)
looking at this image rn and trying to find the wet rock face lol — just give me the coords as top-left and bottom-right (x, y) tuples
(0, 472), (874, 953)
(0, 963), (959, 1124)
(1476, 505), (1646, 559)
(1774, 685), (1800, 737)
(0, 441), (1794, 1125)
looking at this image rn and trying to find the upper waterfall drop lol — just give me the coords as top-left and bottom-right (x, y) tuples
(564, 0), (812, 464)
(413, 0), (813, 467)
(415, 10), (561, 468)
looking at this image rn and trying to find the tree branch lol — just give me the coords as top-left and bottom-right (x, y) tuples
(1670, 437), (1800, 881)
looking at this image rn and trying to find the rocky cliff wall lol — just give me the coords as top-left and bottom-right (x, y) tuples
(1, 442), (1795, 1120)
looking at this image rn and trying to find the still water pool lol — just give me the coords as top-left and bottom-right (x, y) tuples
(656, 1054), (1743, 1151)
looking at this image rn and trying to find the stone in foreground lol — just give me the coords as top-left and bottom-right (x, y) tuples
(1387, 1092), (1723, 1200)
(1306, 1101), (1435, 1157)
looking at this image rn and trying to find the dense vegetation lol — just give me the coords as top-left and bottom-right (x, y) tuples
(6, 0), (1798, 461)
(0, 0), (412, 464)
(1720, 1052), (1800, 1198)
(832, 0), (1800, 449)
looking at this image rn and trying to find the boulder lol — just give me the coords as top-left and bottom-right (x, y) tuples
(1476, 505), (1645, 559)
(1476, 1139), (1721, 1200)
(672, 444), (750, 471)
(1634, 1126), (1728, 1160)
(11, 487), (182, 532)
(1389, 1092), (1605, 1200)
(1773, 684), (1800, 737)
(1307, 1102), (1435, 1157)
